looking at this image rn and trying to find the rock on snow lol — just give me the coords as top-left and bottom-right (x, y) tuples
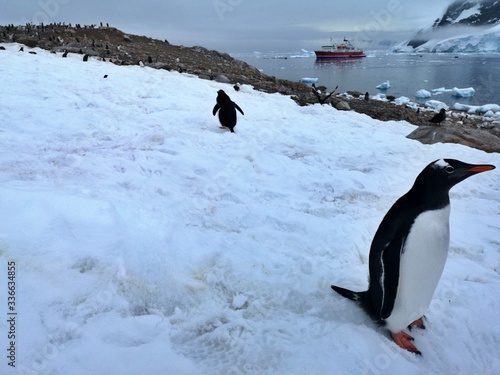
(0, 43), (499, 375)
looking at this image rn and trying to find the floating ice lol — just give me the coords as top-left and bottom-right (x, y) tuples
(432, 87), (453, 93)
(454, 103), (500, 114)
(376, 80), (391, 90)
(425, 100), (449, 110)
(299, 77), (318, 83)
(451, 87), (475, 98)
(394, 96), (411, 105)
(416, 89), (431, 99)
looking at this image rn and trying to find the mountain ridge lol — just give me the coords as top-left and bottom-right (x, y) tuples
(396, 0), (500, 52)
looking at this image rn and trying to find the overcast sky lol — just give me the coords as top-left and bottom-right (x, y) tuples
(2, 1), (452, 52)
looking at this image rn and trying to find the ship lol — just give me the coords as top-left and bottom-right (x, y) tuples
(315, 38), (366, 59)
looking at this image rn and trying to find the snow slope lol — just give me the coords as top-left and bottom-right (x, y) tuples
(393, 23), (500, 53)
(414, 23), (500, 53)
(0, 44), (499, 375)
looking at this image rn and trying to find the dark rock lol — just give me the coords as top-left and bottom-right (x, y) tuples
(215, 74), (231, 83)
(335, 101), (351, 111)
(407, 125), (500, 153)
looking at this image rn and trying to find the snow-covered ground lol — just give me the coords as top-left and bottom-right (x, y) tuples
(0, 43), (499, 375)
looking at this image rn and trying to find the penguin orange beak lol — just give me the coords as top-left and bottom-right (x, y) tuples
(466, 165), (495, 173)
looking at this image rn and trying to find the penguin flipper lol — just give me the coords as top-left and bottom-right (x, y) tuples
(212, 103), (220, 116)
(368, 236), (405, 320)
(233, 102), (244, 115)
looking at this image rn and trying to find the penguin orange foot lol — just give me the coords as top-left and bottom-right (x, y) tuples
(391, 331), (421, 355)
(409, 317), (425, 330)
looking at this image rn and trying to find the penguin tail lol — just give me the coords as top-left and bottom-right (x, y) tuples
(331, 285), (365, 302)
(331, 285), (377, 321)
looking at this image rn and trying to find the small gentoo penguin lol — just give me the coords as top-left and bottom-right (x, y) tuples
(83, 54), (89, 62)
(212, 89), (244, 133)
(429, 108), (446, 124)
(331, 159), (495, 355)
(364, 92), (369, 101)
(62, 50), (68, 58)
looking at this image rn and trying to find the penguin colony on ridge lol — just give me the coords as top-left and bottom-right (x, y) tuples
(331, 159), (495, 355)
(212, 89), (244, 133)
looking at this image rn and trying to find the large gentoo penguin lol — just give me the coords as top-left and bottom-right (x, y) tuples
(212, 90), (244, 133)
(331, 159), (495, 355)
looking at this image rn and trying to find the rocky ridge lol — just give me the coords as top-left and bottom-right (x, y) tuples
(1, 23), (498, 153)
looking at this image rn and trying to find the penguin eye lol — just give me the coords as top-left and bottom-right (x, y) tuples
(445, 166), (454, 174)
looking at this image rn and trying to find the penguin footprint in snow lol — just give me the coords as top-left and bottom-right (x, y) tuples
(212, 89), (244, 133)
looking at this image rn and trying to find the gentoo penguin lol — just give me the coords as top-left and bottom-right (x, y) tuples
(331, 159), (495, 354)
(429, 108), (446, 124)
(364, 92), (369, 101)
(212, 89), (244, 133)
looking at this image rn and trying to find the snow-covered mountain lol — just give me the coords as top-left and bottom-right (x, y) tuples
(394, 0), (500, 53)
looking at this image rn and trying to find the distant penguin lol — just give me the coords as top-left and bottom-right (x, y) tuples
(103, 74), (108, 79)
(147, 55), (153, 64)
(416, 107), (420, 114)
(212, 89), (244, 133)
(83, 54), (89, 62)
(429, 108), (446, 124)
(233, 83), (240, 92)
(19, 46), (24, 52)
(331, 159), (495, 355)
(138, 60), (145, 67)
(62, 50), (68, 58)
(364, 92), (369, 101)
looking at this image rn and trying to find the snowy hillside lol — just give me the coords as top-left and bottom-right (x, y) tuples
(394, 0), (500, 52)
(394, 23), (500, 53)
(0, 44), (499, 375)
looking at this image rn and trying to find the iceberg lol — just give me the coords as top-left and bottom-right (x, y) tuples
(451, 87), (475, 98)
(376, 80), (391, 90)
(416, 89), (432, 99)
(299, 77), (319, 83)
(432, 87), (453, 94)
(454, 102), (500, 114)
(425, 100), (449, 110)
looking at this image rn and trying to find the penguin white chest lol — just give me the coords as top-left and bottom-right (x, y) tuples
(385, 205), (451, 332)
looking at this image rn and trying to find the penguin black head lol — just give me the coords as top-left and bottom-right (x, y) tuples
(415, 159), (495, 195)
(216, 89), (231, 103)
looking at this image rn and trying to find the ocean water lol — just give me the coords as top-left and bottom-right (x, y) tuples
(232, 51), (500, 108)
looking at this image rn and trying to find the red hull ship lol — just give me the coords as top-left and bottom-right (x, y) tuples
(315, 38), (366, 59)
